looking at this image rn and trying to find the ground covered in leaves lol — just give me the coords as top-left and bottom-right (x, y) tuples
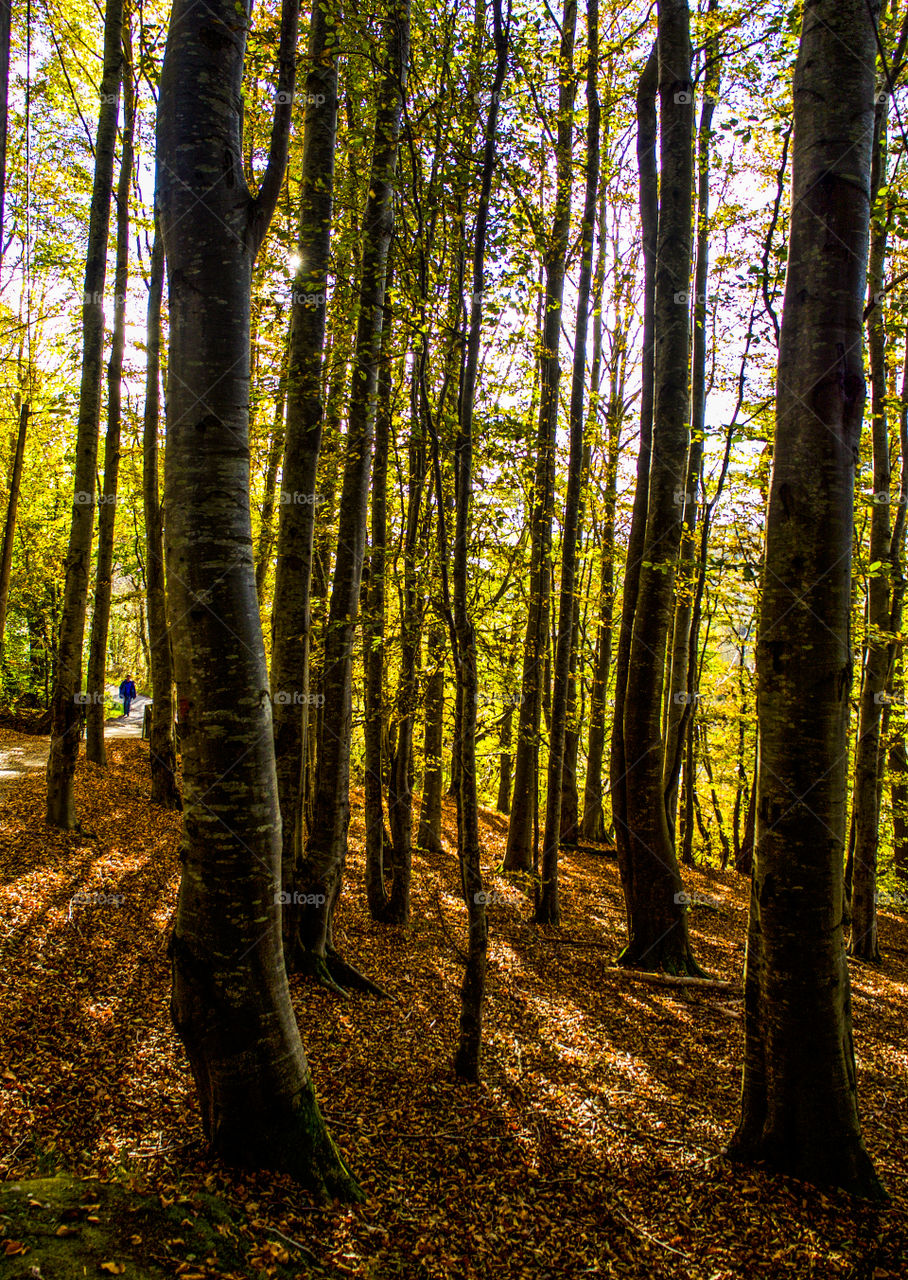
(0, 731), (906, 1278)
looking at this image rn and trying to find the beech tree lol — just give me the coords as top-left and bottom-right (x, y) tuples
(157, 0), (356, 1190)
(729, 0), (884, 1199)
(45, 0), (122, 827)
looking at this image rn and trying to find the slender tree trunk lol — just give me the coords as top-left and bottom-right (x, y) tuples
(45, 0), (123, 828)
(295, 0), (409, 993)
(268, 0), (340, 962)
(386, 388), (425, 923)
(663, 11), (719, 830)
(158, 0), (356, 1194)
(364, 288), (395, 919)
(559, 591), (582, 845)
(537, 0), (597, 922)
(849, 91), (891, 964)
(891, 661), (908, 882)
(86, 24), (135, 765)
(418, 620), (445, 847)
(504, 0), (577, 873)
(452, 0), (508, 1079)
(142, 228), (180, 810)
(609, 42), (657, 901)
(254, 337), (288, 600)
(728, 0), (883, 1199)
(619, 3), (699, 973)
(0, 0), (11, 273)
(582, 415), (618, 844)
(0, 400), (28, 660)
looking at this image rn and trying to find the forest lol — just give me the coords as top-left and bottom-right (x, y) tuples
(0, 0), (907, 1274)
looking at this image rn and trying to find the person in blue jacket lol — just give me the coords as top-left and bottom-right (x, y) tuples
(118, 676), (137, 717)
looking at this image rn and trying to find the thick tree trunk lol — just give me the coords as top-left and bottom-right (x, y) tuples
(504, 0), (577, 873)
(849, 95), (890, 964)
(86, 26), (135, 765)
(157, 0), (356, 1194)
(537, 0), (597, 923)
(45, 0), (123, 828)
(728, 0), (883, 1199)
(269, 1), (340, 963)
(418, 622), (446, 847)
(619, 3), (699, 973)
(295, 0), (409, 992)
(609, 42), (656, 904)
(142, 228), (180, 810)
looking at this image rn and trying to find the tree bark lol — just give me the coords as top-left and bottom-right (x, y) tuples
(728, 0), (884, 1199)
(142, 227), (180, 810)
(452, 0), (508, 1079)
(86, 21), (135, 765)
(537, 0), (597, 923)
(849, 88), (890, 964)
(254, 336), (288, 601)
(609, 41), (657, 906)
(662, 8), (719, 831)
(268, 0), (341, 962)
(0, 400), (28, 661)
(45, 0), (123, 828)
(295, 0), (409, 992)
(618, 3), (699, 973)
(418, 621), (446, 847)
(157, 0), (356, 1193)
(504, 0), (577, 873)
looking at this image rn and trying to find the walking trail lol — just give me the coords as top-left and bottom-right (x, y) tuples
(0, 690), (151, 801)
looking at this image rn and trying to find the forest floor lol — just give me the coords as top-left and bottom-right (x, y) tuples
(0, 731), (906, 1279)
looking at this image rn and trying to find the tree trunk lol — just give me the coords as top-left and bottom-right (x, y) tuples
(0, 400), (28, 661)
(537, 0), (597, 923)
(849, 91), (890, 964)
(295, 0), (409, 992)
(45, 0), (123, 828)
(158, 0), (356, 1194)
(504, 0), (577, 873)
(0, 0), (11, 274)
(609, 41), (657, 907)
(418, 621), (445, 847)
(254, 338), (288, 601)
(268, 0), (340, 962)
(452, 0), (508, 1079)
(619, 3), (699, 973)
(662, 11), (719, 831)
(86, 22), (135, 765)
(142, 227), (180, 810)
(364, 285), (395, 920)
(728, 0), (884, 1199)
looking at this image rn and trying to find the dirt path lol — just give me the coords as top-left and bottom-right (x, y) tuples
(0, 692), (151, 801)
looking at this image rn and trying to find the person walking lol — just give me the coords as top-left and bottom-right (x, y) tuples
(118, 675), (137, 717)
